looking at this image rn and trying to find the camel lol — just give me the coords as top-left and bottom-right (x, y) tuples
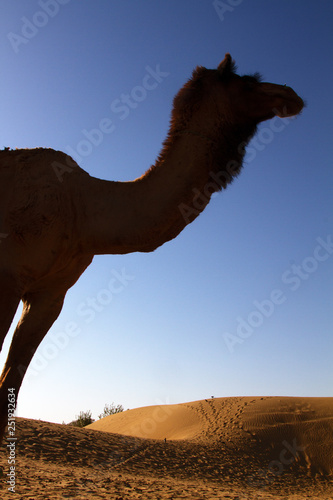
(0, 54), (304, 443)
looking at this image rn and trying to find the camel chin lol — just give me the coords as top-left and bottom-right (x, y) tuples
(275, 102), (304, 118)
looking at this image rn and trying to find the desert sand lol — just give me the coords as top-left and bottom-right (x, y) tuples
(0, 396), (332, 499)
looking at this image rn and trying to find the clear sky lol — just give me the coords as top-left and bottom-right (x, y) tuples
(0, 1), (332, 424)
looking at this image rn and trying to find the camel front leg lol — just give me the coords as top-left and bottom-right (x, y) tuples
(0, 271), (21, 352)
(0, 291), (65, 445)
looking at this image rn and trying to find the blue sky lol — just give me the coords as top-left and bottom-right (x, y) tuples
(0, 1), (332, 424)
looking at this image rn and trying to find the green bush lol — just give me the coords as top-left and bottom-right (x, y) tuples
(68, 410), (94, 427)
(98, 403), (124, 419)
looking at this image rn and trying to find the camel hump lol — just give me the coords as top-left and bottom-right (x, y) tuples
(0, 148), (87, 243)
(1, 147), (84, 175)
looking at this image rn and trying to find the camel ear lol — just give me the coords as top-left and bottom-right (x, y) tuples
(217, 53), (235, 77)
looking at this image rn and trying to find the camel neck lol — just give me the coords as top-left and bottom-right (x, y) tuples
(174, 129), (216, 143)
(82, 120), (253, 256)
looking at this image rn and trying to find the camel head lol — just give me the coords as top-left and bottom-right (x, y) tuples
(216, 53), (304, 122)
(165, 54), (304, 194)
(171, 53), (304, 132)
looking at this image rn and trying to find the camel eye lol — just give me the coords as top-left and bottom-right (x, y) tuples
(241, 75), (259, 90)
(243, 80), (256, 91)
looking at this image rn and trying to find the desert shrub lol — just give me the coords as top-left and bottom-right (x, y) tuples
(98, 403), (124, 419)
(68, 410), (94, 427)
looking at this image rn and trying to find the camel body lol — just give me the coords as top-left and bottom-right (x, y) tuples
(0, 150), (93, 289)
(0, 55), (304, 442)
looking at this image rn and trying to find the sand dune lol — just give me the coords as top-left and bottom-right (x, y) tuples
(0, 396), (332, 499)
(88, 396), (333, 475)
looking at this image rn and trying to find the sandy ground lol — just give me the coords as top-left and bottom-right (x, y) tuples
(0, 396), (332, 499)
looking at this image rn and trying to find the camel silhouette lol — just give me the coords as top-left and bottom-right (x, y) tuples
(0, 54), (304, 442)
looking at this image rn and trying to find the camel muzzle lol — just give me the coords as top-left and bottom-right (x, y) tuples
(260, 83), (305, 118)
